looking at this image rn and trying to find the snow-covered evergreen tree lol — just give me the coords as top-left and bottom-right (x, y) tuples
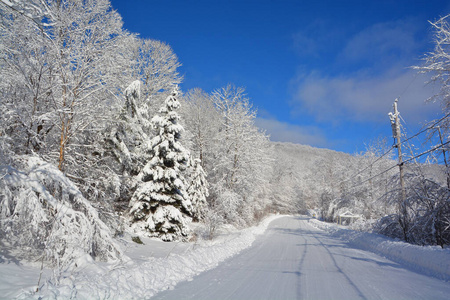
(108, 80), (153, 173)
(129, 88), (192, 241)
(187, 158), (209, 222)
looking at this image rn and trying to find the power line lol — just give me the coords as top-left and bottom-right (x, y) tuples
(338, 146), (396, 186)
(350, 163), (399, 189)
(399, 111), (450, 146)
(398, 73), (420, 100)
(336, 102), (450, 191)
(343, 128), (449, 191)
(402, 140), (450, 165)
(349, 141), (450, 190)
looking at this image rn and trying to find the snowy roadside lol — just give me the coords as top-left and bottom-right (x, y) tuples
(308, 218), (450, 281)
(2, 214), (283, 300)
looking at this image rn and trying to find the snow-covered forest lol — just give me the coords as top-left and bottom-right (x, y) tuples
(0, 0), (450, 287)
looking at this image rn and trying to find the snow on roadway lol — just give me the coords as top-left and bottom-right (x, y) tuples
(1, 215), (449, 299)
(308, 218), (450, 281)
(153, 216), (450, 300)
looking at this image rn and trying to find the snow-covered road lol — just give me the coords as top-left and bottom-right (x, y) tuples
(154, 216), (450, 300)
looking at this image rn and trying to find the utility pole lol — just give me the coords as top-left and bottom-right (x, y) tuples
(389, 98), (407, 241)
(389, 98), (406, 201)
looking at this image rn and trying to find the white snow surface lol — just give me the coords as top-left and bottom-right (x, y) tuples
(308, 218), (450, 281)
(2, 215), (450, 299)
(152, 216), (450, 300)
(0, 215), (283, 299)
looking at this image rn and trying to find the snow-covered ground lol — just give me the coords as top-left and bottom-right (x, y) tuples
(308, 218), (450, 281)
(0, 215), (283, 299)
(1, 214), (449, 299)
(154, 216), (450, 300)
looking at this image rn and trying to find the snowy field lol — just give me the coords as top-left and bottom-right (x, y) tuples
(1, 215), (449, 299)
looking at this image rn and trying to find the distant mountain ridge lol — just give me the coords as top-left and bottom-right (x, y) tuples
(270, 141), (446, 210)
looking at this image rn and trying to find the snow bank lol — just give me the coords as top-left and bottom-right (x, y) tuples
(14, 215), (283, 299)
(308, 218), (450, 281)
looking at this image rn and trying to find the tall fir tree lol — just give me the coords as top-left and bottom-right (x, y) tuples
(129, 88), (192, 241)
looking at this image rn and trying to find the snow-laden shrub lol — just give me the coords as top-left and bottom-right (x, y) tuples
(0, 156), (123, 268)
(373, 176), (450, 247)
(0, 183), (49, 259)
(407, 178), (450, 247)
(202, 208), (224, 240)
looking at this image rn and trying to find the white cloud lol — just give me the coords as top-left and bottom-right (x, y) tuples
(291, 18), (441, 127)
(291, 68), (440, 125)
(255, 117), (330, 147)
(340, 20), (420, 68)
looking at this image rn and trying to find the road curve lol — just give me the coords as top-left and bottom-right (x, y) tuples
(153, 216), (450, 300)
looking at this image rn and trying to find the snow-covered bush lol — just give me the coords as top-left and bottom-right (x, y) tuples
(0, 156), (123, 268)
(373, 174), (450, 247)
(406, 177), (450, 247)
(202, 208), (225, 240)
(374, 214), (405, 240)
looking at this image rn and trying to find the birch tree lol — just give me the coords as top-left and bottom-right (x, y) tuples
(44, 0), (126, 172)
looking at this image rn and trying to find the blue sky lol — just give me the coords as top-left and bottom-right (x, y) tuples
(110, 0), (450, 154)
